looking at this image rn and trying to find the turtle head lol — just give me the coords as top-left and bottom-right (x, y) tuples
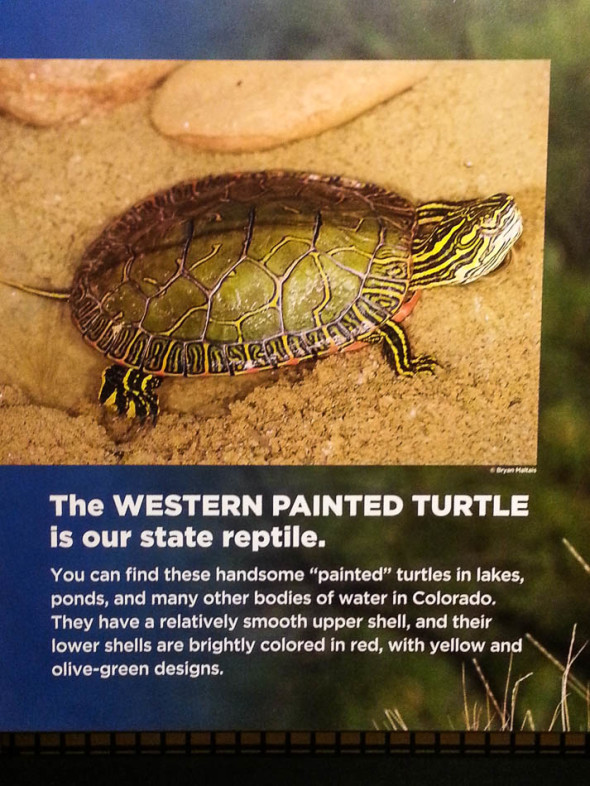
(411, 193), (523, 289)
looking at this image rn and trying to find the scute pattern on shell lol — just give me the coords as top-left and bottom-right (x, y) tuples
(70, 171), (416, 376)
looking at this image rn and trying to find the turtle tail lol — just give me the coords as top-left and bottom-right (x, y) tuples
(0, 276), (70, 300)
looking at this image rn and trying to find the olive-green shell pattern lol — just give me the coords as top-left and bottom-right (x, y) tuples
(70, 171), (416, 376)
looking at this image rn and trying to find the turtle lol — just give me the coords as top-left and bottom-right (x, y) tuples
(0, 170), (523, 423)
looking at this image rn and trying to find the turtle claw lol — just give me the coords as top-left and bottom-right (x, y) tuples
(99, 365), (161, 425)
(410, 354), (438, 375)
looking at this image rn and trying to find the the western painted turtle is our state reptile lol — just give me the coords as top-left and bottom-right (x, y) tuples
(1, 170), (523, 423)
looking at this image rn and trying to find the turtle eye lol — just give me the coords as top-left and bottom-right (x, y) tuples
(479, 218), (496, 230)
(479, 214), (502, 232)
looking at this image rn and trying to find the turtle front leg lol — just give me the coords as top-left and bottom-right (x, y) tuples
(373, 320), (437, 376)
(99, 365), (161, 424)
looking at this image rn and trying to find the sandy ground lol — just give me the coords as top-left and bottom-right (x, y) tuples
(0, 61), (548, 465)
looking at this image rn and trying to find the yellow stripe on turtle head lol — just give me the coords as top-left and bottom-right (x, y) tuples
(411, 194), (523, 290)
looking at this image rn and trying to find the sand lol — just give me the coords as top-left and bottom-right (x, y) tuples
(0, 61), (549, 465)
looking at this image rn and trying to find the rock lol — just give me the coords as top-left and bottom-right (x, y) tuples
(151, 60), (433, 152)
(0, 59), (180, 126)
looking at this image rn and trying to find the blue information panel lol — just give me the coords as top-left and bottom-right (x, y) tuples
(1, 465), (588, 731)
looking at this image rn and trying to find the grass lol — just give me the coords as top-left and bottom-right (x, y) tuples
(376, 539), (589, 732)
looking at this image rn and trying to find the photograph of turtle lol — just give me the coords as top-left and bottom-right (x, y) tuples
(0, 60), (548, 465)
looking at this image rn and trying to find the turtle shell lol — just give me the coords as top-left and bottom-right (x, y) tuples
(70, 171), (417, 376)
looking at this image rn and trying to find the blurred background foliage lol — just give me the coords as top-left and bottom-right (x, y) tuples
(249, 0), (590, 730)
(218, 0), (590, 731)
(2, 0), (590, 730)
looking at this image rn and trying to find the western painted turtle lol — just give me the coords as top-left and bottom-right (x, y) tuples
(1, 170), (523, 423)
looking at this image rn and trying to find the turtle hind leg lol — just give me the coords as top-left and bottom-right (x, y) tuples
(99, 365), (161, 424)
(374, 320), (437, 376)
